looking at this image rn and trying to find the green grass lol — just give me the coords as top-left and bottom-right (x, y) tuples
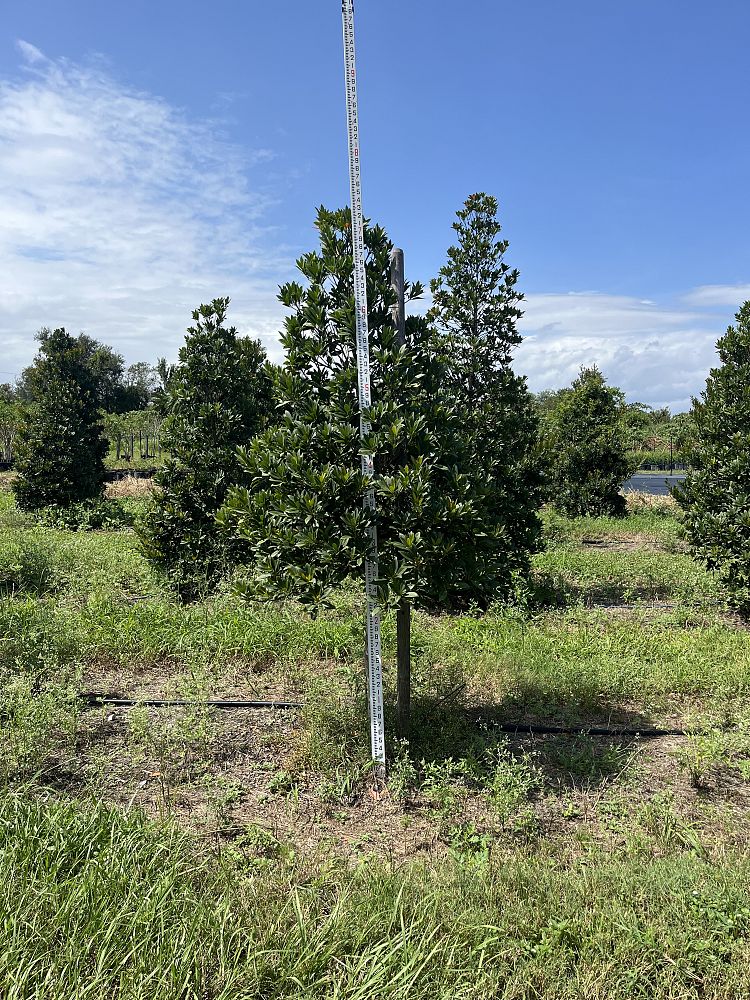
(4, 792), (750, 1000)
(3, 492), (750, 995)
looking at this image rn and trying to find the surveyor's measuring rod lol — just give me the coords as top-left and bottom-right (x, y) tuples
(341, 0), (385, 765)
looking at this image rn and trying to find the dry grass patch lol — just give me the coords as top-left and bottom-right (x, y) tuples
(106, 476), (154, 499)
(624, 490), (677, 514)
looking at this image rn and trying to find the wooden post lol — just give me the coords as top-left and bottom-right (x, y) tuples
(390, 248), (406, 347)
(396, 597), (411, 738)
(390, 247), (410, 738)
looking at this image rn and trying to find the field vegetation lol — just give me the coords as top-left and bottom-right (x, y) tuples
(3, 476), (750, 998)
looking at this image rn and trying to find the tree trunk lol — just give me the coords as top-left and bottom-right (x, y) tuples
(396, 597), (411, 739)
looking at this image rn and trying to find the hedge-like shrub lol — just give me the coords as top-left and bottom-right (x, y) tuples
(675, 302), (750, 613)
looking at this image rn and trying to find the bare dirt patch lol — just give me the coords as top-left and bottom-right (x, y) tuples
(42, 658), (750, 865)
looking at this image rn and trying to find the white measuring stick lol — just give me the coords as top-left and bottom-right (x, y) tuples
(341, 0), (385, 766)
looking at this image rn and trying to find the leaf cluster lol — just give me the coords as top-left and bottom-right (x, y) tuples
(675, 302), (750, 612)
(139, 298), (274, 601)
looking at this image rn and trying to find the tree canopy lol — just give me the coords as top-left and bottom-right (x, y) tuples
(219, 206), (539, 611)
(13, 328), (107, 510)
(139, 298), (274, 601)
(675, 302), (750, 613)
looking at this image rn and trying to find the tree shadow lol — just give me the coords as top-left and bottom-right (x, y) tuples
(529, 570), (676, 609)
(396, 679), (662, 792)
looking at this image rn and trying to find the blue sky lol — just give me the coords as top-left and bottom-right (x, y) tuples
(1, 0), (749, 410)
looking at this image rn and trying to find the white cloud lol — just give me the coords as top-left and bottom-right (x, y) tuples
(0, 42), (289, 381)
(681, 285), (750, 308)
(16, 40), (46, 65)
(516, 289), (746, 412)
(0, 43), (747, 413)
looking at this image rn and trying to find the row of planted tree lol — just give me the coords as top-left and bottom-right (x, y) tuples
(8, 194), (750, 637)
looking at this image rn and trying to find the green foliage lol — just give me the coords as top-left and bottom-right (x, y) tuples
(675, 302), (750, 613)
(139, 298), (274, 601)
(0, 534), (66, 594)
(13, 328), (107, 510)
(0, 394), (23, 463)
(544, 367), (635, 517)
(428, 192), (544, 587)
(221, 206), (535, 610)
(34, 498), (135, 532)
(17, 334), (155, 415)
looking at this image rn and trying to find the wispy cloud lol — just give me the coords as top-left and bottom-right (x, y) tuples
(681, 284), (750, 308)
(0, 41), (289, 379)
(0, 43), (747, 410)
(518, 289), (746, 412)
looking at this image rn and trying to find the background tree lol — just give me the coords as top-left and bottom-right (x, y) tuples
(0, 393), (22, 465)
(428, 192), (543, 570)
(13, 328), (107, 510)
(121, 361), (160, 411)
(544, 366), (634, 517)
(675, 302), (750, 613)
(152, 358), (177, 416)
(18, 331), (146, 414)
(139, 298), (274, 601)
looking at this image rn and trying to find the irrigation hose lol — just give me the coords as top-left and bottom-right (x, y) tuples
(476, 720), (690, 738)
(80, 694), (704, 738)
(80, 694), (303, 710)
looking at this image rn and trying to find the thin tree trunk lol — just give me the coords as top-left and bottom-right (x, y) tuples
(396, 598), (411, 739)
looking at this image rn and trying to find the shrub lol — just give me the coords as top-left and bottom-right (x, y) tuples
(544, 367), (635, 517)
(139, 299), (274, 601)
(34, 498), (135, 532)
(13, 328), (107, 510)
(675, 302), (750, 613)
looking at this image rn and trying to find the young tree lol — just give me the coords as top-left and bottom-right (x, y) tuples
(544, 367), (634, 517)
(138, 298), (274, 601)
(0, 396), (22, 465)
(675, 303), (750, 613)
(18, 332), (137, 413)
(121, 362), (160, 411)
(428, 192), (543, 566)
(13, 328), (107, 509)
(219, 208), (543, 736)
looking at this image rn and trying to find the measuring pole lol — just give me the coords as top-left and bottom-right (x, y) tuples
(341, 0), (385, 767)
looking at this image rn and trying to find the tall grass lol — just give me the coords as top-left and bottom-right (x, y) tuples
(3, 792), (750, 999)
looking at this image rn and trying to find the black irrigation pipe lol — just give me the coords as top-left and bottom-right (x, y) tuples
(80, 694), (303, 710)
(477, 720), (691, 739)
(80, 693), (702, 739)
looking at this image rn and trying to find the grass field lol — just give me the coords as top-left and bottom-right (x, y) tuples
(2, 480), (750, 998)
